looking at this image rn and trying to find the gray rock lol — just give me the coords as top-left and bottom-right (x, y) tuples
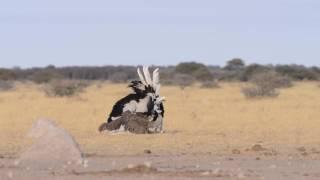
(17, 119), (83, 169)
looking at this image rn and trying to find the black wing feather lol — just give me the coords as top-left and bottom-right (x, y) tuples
(107, 93), (146, 123)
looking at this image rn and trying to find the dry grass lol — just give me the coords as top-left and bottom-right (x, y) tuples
(0, 82), (320, 156)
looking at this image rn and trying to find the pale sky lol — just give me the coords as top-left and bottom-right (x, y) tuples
(0, 0), (320, 68)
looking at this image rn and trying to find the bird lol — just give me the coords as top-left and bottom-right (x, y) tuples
(99, 66), (165, 133)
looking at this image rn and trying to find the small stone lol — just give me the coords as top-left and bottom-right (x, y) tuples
(269, 164), (277, 169)
(143, 161), (152, 168)
(232, 149), (241, 154)
(7, 171), (13, 179)
(13, 160), (20, 166)
(237, 172), (246, 179)
(256, 157), (261, 160)
(213, 168), (222, 175)
(144, 149), (152, 154)
(83, 159), (89, 168)
(252, 144), (265, 151)
(201, 171), (211, 176)
(77, 159), (83, 165)
(111, 160), (116, 167)
(297, 147), (306, 152)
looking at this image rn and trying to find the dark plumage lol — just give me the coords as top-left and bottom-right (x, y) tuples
(106, 93), (147, 123)
(128, 80), (155, 95)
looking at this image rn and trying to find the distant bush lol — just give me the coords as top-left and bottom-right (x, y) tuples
(242, 71), (290, 98)
(0, 69), (16, 81)
(175, 62), (213, 81)
(109, 72), (129, 83)
(172, 74), (194, 89)
(2, 59), (320, 84)
(160, 70), (174, 85)
(175, 62), (207, 74)
(30, 70), (62, 84)
(271, 75), (293, 89)
(200, 80), (220, 89)
(224, 58), (245, 71)
(242, 86), (278, 98)
(219, 70), (243, 81)
(192, 68), (213, 81)
(275, 65), (318, 80)
(0, 81), (14, 91)
(44, 80), (89, 97)
(240, 64), (272, 81)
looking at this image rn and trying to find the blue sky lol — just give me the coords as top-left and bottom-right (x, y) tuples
(0, 0), (319, 68)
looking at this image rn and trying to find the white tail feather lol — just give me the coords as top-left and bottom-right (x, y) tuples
(137, 68), (147, 86)
(155, 84), (160, 95)
(152, 68), (159, 89)
(137, 66), (162, 95)
(143, 66), (153, 85)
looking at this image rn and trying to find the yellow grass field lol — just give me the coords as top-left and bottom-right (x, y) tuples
(1, 82), (320, 157)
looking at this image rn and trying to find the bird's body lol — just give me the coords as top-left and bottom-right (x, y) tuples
(107, 92), (154, 123)
(99, 66), (165, 133)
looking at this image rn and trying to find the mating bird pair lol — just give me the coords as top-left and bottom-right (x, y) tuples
(99, 66), (165, 133)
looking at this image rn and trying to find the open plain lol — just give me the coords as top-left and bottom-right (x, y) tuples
(1, 82), (320, 179)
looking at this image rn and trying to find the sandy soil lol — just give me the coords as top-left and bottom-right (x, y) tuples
(1, 152), (320, 180)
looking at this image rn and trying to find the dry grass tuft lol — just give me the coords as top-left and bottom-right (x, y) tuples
(200, 80), (220, 89)
(0, 81), (14, 91)
(242, 71), (292, 98)
(43, 80), (89, 97)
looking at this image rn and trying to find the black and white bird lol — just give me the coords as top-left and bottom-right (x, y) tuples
(101, 66), (165, 132)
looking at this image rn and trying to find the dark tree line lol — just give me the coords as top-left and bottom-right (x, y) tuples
(1, 59), (320, 84)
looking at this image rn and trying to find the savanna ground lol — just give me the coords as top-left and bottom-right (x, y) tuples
(1, 82), (320, 179)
